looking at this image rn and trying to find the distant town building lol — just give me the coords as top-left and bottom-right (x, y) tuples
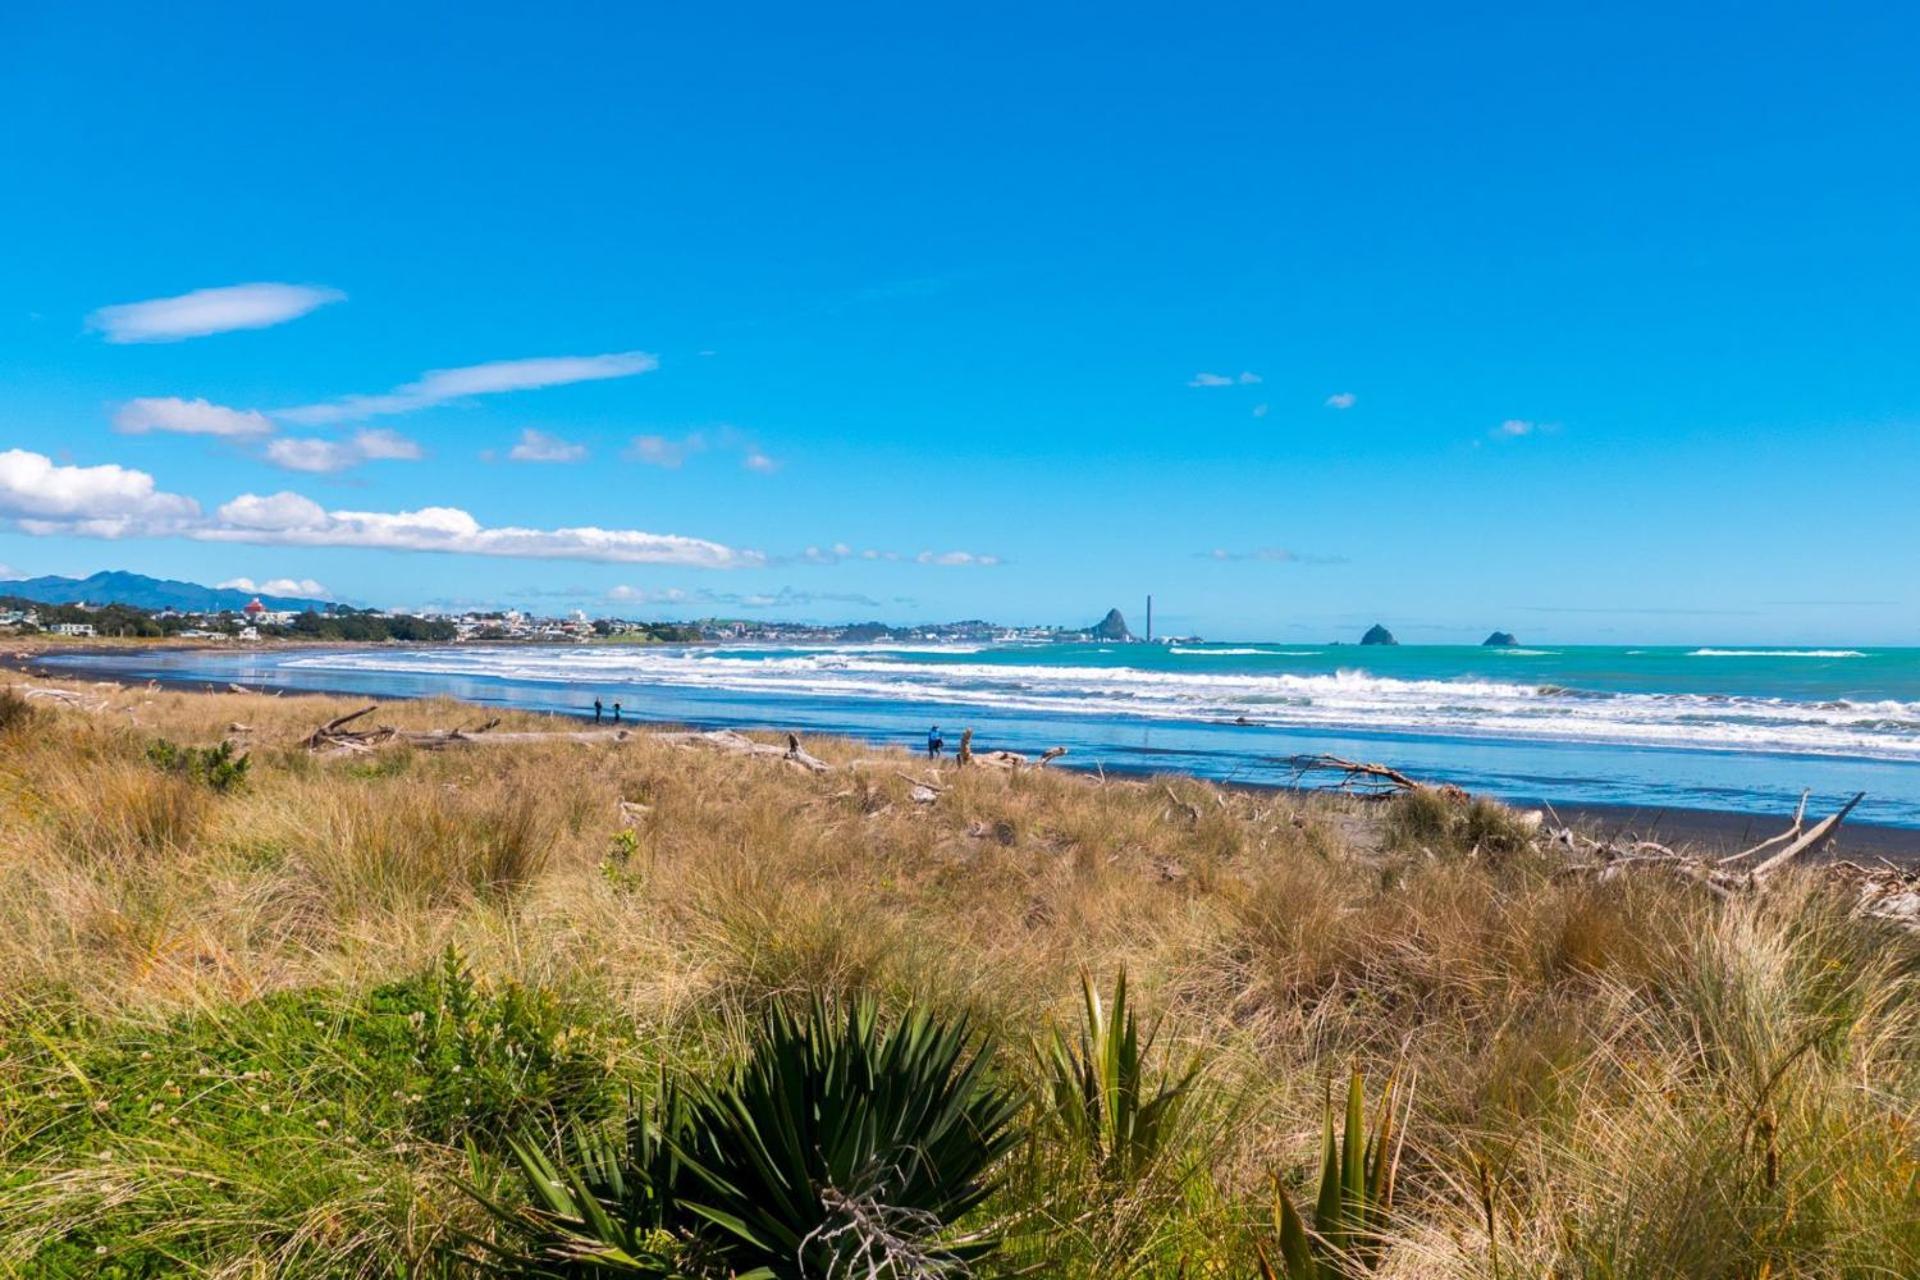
(51, 622), (96, 637)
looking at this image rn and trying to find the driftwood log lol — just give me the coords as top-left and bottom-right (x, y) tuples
(1289, 754), (1468, 801)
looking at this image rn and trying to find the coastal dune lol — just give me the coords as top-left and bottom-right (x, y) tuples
(1, 676), (1916, 1274)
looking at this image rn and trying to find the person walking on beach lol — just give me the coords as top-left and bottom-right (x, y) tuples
(612, 702), (623, 724)
(927, 725), (944, 759)
(593, 698), (604, 724)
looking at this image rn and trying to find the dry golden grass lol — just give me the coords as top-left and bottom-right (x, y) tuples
(1, 672), (1916, 1276)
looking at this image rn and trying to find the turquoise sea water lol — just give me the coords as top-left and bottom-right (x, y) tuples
(44, 641), (1920, 827)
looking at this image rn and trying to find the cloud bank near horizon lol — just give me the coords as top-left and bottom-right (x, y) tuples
(0, 448), (758, 569)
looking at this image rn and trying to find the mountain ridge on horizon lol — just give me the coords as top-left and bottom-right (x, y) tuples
(0, 570), (335, 614)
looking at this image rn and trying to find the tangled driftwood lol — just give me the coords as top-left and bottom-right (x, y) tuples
(1543, 791), (1920, 932)
(1289, 754), (1468, 801)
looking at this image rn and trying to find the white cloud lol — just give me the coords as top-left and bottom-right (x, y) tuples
(627, 433), (704, 468)
(915, 550), (1002, 567)
(88, 283), (344, 343)
(352, 428), (423, 461)
(1205, 547), (1299, 562)
(1325, 392), (1357, 410)
(508, 429), (587, 463)
(626, 427), (775, 472)
(607, 584), (881, 610)
(218, 576), (329, 598)
(1201, 546), (1347, 566)
(1237, 371), (1262, 385)
(199, 491), (758, 568)
(608, 585), (688, 604)
(1252, 403), (1269, 418)
(114, 396), (274, 438)
(1187, 372), (1234, 388)
(0, 449), (201, 537)
(264, 429), (424, 473)
(265, 438), (359, 473)
(1491, 418), (1558, 439)
(281, 351), (659, 425)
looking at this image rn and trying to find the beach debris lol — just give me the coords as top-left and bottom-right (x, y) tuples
(1541, 792), (1914, 930)
(302, 704), (392, 753)
(1830, 860), (1920, 932)
(1289, 754), (1467, 801)
(956, 728), (974, 766)
(1162, 784), (1201, 827)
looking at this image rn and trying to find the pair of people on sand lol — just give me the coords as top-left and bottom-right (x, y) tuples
(592, 698), (622, 724)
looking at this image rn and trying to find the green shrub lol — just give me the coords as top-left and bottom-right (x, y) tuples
(384, 946), (610, 1145)
(1383, 790), (1534, 858)
(146, 736), (251, 792)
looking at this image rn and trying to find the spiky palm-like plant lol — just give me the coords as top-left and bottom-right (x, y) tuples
(470, 997), (1022, 1279)
(1259, 1073), (1408, 1280)
(1038, 969), (1200, 1183)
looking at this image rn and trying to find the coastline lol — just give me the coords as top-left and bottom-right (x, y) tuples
(13, 639), (1917, 862)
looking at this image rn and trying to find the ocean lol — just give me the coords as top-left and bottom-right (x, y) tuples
(42, 641), (1920, 828)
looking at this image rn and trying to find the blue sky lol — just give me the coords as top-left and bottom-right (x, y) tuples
(2, 2), (1917, 642)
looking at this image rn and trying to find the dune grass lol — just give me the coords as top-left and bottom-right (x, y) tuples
(0, 676), (1915, 1276)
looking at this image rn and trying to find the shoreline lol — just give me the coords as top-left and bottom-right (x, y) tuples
(13, 640), (1918, 862)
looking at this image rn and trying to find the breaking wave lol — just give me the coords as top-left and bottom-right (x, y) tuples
(282, 644), (1920, 763)
(1689, 649), (1867, 659)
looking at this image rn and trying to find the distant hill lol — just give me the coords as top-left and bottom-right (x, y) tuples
(1359, 623), (1398, 645)
(0, 571), (333, 613)
(1085, 608), (1134, 641)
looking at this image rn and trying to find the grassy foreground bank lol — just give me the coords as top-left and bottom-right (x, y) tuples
(0, 679), (1915, 1277)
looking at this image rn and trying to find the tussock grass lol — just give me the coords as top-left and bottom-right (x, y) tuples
(1, 675), (1915, 1276)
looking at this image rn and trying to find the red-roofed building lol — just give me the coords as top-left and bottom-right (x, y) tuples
(243, 597), (267, 619)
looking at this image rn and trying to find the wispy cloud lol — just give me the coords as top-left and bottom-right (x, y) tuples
(0, 448), (202, 537)
(1325, 392), (1357, 410)
(114, 397), (275, 439)
(626, 427), (777, 473)
(627, 433), (703, 468)
(279, 351), (658, 425)
(89, 283), (344, 343)
(1490, 418), (1559, 440)
(263, 429), (424, 473)
(507, 429), (587, 463)
(1521, 604), (1760, 616)
(608, 584), (883, 610)
(1251, 403), (1269, 418)
(915, 550), (1002, 566)
(218, 576), (329, 598)
(1200, 546), (1348, 565)
(1188, 370), (1262, 388)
